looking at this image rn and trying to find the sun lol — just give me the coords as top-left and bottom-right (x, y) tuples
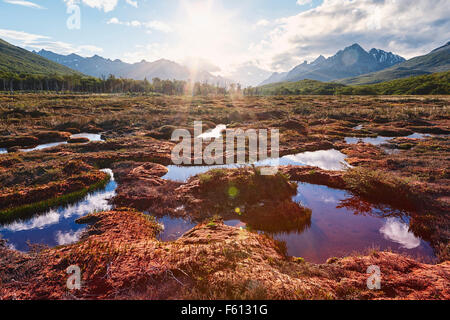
(175, 0), (240, 71)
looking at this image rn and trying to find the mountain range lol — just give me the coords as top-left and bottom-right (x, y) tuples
(338, 42), (450, 85)
(1, 37), (448, 88)
(35, 49), (231, 86)
(260, 44), (406, 85)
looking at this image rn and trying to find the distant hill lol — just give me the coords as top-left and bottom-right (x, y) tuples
(255, 71), (450, 95)
(337, 71), (450, 95)
(260, 44), (405, 85)
(36, 49), (231, 85)
(338, 42), (450, 85)
(257, 79), (346, 95)
(0, 39), (80, 76)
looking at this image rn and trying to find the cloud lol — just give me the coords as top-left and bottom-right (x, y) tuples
(3, 0), (44, 9)
(107, 17), (172, 33)
(380, 218), (421, 249)
(55, 230), (84, 246)
(2, 210), (60, 232)
(144, 21), (172, 33)
(107, 17), (120, 24)
(125, 0), (137, 7)
(64, 0), (118, 12)
(255, 19), (269, 27)
(248, 0), (450, 72)
(296, 0), (313, 5)
(0, 28), (104, 56)
(122, 42), (171, 63)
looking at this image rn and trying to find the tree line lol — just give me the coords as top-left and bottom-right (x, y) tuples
(0, 72), (231, 95)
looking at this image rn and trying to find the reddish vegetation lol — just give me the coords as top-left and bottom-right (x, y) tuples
(0, 94), (448, 300)
(112, 161), (182, 215)
(280, 166), (346, 189)
(67, 137), (90, 144)
(337, 142), (386, 167)
(0, 210), (448, 300)
(0, 135), (39, 149)
(0, 131), (71, 149)
(0, 160), (107, 212)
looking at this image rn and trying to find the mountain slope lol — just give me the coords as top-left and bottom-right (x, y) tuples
(260, 44), (405, 85)
(259, 72), (288, 86)
(36, 49), (231, 85)
(257, 79), (346, 95)
(338, 71), (450, 95)
(338, 42), (450, 85)
(255, 71), (450, 95)
(0, 39), (80, 76)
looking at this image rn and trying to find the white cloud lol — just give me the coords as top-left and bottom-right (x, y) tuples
(247, 0), (450, 72)
(296, 0), (313, 5)
(125, 0), (137, 8)
(55, 229), (84, 245)
(0, 28), (103, 56)
(64, 0), (118, 12)
(144, 21), (172, 33)
(107, 17), (172, 33)
(380, 218), (421, 249)
(3, 0), (44, 9)
(255, 19), (270, 27)
(3, 210), (60, 232)
(107, 17), (120, 24)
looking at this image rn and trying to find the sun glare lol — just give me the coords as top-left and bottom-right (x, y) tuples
(175, 0), (240, 72)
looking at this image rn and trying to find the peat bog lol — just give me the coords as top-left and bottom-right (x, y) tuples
(0, 93), (448, 299)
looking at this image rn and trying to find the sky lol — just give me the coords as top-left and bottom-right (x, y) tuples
(0, 0), (449, 84)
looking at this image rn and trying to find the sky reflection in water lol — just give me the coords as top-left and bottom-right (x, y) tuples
(0, 169), (116, 251)
(18, 133), (104, 152)
(225, 183), (434, 263)
(345, 133), (430, 146)
(0, 161), (435, 263)
(162, 149), (349, 182)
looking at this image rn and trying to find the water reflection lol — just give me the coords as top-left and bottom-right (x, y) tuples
(0, 169), (116, 251)
(198, 124), (227, 139)
(70, 133), (103, 141)
(230, 201), (312, 234)
(20, 141), (68, 152)
(55, 229), (85, 246)
(162, 149), (349, 182)
(345, 133), (430, 146)
(226, 183), (434, 263)
(380, 218), (421, 249)
(336, 195), (410, 218)
(0, 165), (435, 263)
(19, 133), (104, 152)
(281, 149), (349, 171)
(155, 216), (196, 241)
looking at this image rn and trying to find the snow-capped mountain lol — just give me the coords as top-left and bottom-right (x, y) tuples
(260, 44), (406, 85)
(369, 48), (405, 69)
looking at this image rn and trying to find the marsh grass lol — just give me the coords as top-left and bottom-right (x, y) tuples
(0, 174), (110, 224)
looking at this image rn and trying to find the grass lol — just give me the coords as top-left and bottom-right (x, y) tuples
(343, 167), (421, 211)
(0, 174), (110, 223)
